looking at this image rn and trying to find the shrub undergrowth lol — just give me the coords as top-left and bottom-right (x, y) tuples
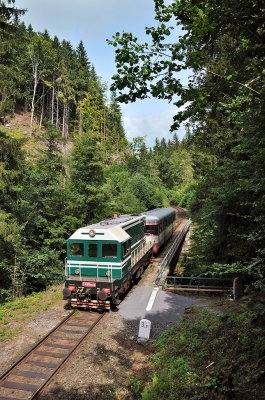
(142, 300), (265, 400)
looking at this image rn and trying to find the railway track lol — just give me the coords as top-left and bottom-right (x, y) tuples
(0, 310), (104, 400)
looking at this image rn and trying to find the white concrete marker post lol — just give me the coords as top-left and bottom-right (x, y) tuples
(138, 319), (151, 339)
(138, 287), (159, 340)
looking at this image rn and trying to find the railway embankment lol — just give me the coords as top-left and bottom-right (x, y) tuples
(141, 296), (265, 400)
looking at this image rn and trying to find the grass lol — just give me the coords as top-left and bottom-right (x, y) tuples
(0, 286), (63, 341)
(141, 296), (265, 400)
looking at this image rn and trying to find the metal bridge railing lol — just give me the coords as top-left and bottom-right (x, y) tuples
(156, 218), (191, 285)
(159, 276), (233, 292)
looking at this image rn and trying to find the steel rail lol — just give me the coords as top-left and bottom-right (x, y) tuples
(0, 311), (75, 382)
(0, 310), (105, 400)
(32, 312), (105, 399)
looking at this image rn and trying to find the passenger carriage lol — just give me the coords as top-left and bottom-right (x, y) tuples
(142, 208), (176, 254)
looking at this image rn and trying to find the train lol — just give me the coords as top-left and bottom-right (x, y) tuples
(63, 208), (176, 310)
(142, 208), (176, 254)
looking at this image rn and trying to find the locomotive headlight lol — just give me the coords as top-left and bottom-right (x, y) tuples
(89, 229), (95, 237)
(75, 269), (80, 275)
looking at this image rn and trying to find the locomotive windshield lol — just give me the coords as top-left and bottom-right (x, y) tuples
(70, 242), (84, 257)
(88, 243), (97, 258)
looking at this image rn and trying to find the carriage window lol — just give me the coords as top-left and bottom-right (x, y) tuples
(70, 243), (84, 257)
(145, 225), (158, 235)
(102, 244), (117, 258)
(88, 243), (97, 258)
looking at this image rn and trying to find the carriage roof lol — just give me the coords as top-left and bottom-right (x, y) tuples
(141, 208), (175, 223)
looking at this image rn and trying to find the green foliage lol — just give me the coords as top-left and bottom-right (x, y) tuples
(130, 374), (143, 398)
(103, 141), (170, 215)
(24, 247), (64, 293)
(169, 182), (197, 209)
(79, 80), (106, 135)
(0, 286), (12, 303)
(0, 0), (26, 23)
(143, 304), (265, 399)
(130, 173), (164, 210)
(108, 0), (265, 283)
(0, 129), (27, 214)
(6, 1), (265, 310)
(0, 3), (195, 306)
(68, 131), (107, 223)
(109, 0), (265, 126)
(21, 123), (67, 250)
(0, 7), (129, 150)
(0, 287), (62, 341)
(106, 91), (128, 153)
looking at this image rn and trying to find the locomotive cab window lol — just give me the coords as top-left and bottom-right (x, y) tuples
(102, 243), (117, 258)
(122, 240), (131, 258)
(70, 242), (84, 257)
(88, 243), (97, 258)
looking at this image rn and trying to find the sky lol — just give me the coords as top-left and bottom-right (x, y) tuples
(15, 0), (189, 147)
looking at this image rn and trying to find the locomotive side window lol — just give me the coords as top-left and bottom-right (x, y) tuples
(102, 243), (117, 258)
(122, 240), (131, 258)
(88, 243), (97, 258)
(70, 243), (84, 257)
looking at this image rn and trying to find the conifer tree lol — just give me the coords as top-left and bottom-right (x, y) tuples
(0, 1), (26, 119)
(68, 132), (106, 223)
(75, 40), (91, 133)
(106, 91), (127, 153)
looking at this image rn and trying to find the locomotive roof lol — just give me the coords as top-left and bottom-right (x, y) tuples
(142, 208), (175, 223)
(67, 214), (144, 242)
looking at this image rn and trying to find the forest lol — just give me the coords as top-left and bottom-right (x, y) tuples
(0, 0), (265, 304)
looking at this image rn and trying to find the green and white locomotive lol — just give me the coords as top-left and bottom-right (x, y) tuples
(63, 214), (153, 310)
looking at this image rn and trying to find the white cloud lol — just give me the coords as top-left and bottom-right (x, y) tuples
(122, 100), (186, 147)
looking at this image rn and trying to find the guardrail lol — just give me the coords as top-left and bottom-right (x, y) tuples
(156, 218), (191, 285)
(158, 276), (233, 293)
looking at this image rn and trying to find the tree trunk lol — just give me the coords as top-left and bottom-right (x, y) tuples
(65, 102), (69, 139)
(56, 91), (59, 129)
(62, 102), (66, 137)
(39, 82), (45, 127)
(51, 76), (55, 124)
(30, 60), (39, 136)
(78, 102), (82, 134)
